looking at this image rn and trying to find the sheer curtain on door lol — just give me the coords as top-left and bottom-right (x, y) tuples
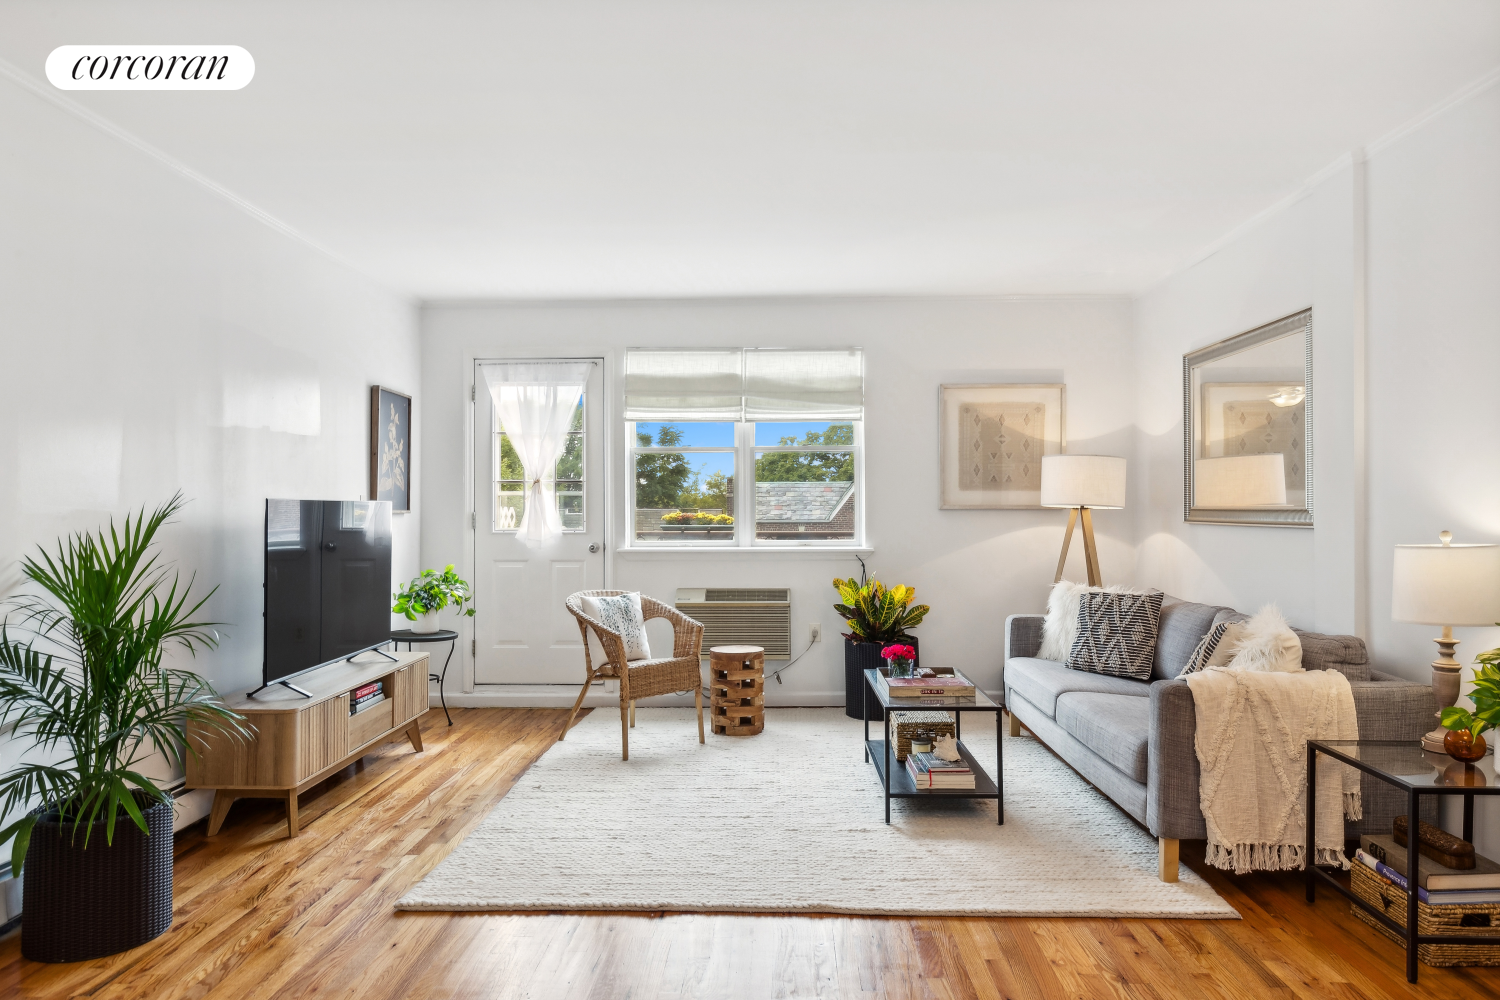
(480, 361), (593, 543)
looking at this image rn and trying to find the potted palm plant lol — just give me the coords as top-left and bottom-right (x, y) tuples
(392, 564), (476, 633)
(833, 570), (930, 720)
(0, 494), (244, 963)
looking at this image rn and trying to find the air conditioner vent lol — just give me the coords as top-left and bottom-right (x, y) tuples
(675, 588), (791, 658)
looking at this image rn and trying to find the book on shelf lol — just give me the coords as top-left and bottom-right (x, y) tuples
(906, 751), (975, 789)
(351, 681), (382, 701)
(1359, 834), (1500, 890)
(1354, 849), (1500, 905)
(350, 692), (387, 715)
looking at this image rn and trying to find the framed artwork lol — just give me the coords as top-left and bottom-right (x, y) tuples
(1200, 381), (1307, 508)
(370, 385), (411, 512)
(939, 384), (1065, 509)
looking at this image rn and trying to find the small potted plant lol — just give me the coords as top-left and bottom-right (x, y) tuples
(833, 570), (929, 720)
(881, 643), (917, 678)
(393, 565), (476, 633)
(1441, 652), (1500, 762)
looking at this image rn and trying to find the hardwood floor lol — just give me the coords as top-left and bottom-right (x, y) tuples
(2, 707), (1497, 999)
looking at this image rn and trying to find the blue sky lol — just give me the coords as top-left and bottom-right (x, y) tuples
(634, 421), (847, 447)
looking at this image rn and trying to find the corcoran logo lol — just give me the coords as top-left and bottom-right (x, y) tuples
(45, 45), (254, 90)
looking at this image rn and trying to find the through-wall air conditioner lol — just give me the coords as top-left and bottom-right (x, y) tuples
(675, 588), (791, 659)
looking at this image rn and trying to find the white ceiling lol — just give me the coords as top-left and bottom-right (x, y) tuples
(3, 1), (1498, 299)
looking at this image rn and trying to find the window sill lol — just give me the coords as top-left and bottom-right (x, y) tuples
(615, 545), (872, 558)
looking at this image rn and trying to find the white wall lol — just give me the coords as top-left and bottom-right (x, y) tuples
(1133, 79), (1500, 853)
(0, 80), (419, 833)
(421, 296), (1136, 706)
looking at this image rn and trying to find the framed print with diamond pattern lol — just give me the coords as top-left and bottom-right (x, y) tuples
(939, 384), (1065, 509)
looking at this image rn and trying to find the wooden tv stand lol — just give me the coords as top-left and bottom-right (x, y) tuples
(186, 650), (430, 838)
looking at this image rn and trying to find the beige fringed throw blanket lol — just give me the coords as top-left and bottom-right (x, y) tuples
(1185, 668), (1361, 873)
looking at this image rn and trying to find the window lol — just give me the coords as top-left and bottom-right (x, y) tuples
(494, 398), (585, 531)
(624, 349), (864, 547)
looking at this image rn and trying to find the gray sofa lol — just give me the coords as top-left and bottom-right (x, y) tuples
(1003, 597), (1436, 881)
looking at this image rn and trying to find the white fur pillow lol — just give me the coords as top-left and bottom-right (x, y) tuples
(1038, 580), (1153, 662)
(1224, 605), (1303, 673)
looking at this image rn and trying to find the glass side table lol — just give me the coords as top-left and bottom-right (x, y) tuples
(1306, 739), (1498, 983)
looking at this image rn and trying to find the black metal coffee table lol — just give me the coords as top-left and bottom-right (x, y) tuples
(391, 629), (459, 726)
(1306, 739), (1498, 983)
(862, 667), (1004, 825)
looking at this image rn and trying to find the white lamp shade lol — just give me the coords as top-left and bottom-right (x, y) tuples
(1040, 455), (1127, 509)
(1194, 455), (1288, 508)
(1392, 541), (1500, 625)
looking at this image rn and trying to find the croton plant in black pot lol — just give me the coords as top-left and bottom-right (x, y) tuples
(833, 574), (931, 720)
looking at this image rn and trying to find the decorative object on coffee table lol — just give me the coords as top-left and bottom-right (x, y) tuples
(881, 643), (916, 678)
(1307, 739), (1500, 982)
(1391, 532), (1500, 752)
(889, 709), (957, 761)
(1040, 454), (1127, 587)
(710, 645), (765, 736)
(834, 571), (929, 720)
(1393, 815), (1477, 870)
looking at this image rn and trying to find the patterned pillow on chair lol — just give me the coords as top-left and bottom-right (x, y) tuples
(582, 592), (652, 661)
(1066, 590), (1164, 680)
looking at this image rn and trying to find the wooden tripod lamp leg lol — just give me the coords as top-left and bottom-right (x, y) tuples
(1053, 507), (1079, 584)
(1079, 506), (1103, 587)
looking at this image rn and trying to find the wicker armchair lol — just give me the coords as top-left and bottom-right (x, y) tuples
(562, 590), (705, 760)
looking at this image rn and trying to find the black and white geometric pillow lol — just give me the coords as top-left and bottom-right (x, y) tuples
(1066, 591), (1164, 680)
(1179, 621), (1244, 677)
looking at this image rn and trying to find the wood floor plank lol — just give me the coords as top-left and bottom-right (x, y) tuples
(2, 707), (1498, 1000)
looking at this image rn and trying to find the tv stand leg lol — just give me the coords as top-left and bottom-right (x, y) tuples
(207, 790), (235, 836)
(285, 790), (300, 838)
(355, 645), (399, 664)
(405, 719), (424, 753)
(246, 680), (314, 699)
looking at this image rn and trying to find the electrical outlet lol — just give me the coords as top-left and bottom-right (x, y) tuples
(810, 623), (822, 643)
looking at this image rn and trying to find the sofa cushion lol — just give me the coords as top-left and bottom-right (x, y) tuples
(1067, 590), (1164, 680)
(1004, 656), (1150, 719)
(1152, 600), (1229, 680)
(1210, 609), (1370, 680)
(1055, 692), (1150, 783)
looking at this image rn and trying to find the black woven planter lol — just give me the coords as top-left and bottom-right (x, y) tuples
(843, 636), (920, 720)
(22, 793), (174, 963)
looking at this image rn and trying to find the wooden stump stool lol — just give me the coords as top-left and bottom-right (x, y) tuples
(709, 645), (765, 736)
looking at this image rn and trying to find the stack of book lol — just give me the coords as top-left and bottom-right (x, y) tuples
(350, 681), (387, 716)
(875, 670), (976, 706)
(1355, 833), (1500, 905)
(905, 751), (975, 789)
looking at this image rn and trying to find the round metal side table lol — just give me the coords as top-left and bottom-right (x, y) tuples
(391, 628), (459, 726)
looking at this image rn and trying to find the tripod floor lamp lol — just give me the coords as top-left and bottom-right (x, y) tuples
(1041, 455), (1127, 587)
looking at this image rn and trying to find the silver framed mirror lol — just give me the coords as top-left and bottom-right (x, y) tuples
(1183, 309), (1312, 527)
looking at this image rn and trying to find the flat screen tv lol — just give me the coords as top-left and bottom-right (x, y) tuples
(260, 499), (393, 696)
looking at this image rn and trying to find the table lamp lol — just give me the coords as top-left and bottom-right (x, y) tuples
(1041, 455), (1126, 587)
(1194, 454), (1287, 508)
(1391, 532), (1500, 752)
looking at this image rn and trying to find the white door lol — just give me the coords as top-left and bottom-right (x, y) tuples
(472, 359), (606, 684)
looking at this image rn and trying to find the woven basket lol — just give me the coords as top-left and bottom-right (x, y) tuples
(1350, 861), (1500, 967)
(889, 710), (956, 761)
(22, 793), (174, 963)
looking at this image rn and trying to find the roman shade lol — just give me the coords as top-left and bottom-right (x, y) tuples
(624, 348), (863, 422)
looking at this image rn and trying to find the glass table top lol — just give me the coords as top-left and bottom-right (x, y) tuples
(862, 667), (1000, 711)
(1311, 740), (1497, 791)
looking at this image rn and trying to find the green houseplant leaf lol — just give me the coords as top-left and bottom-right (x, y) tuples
(0, 494), (246, 874)
(830, 577), (931, 645)
(1444, 642), (1500, 740)
(392, 564), (476, 620)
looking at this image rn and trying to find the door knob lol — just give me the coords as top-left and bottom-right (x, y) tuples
(588, 543), (599, 553)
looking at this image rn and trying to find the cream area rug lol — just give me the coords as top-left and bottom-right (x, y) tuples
(397, 708), (1238, 918)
